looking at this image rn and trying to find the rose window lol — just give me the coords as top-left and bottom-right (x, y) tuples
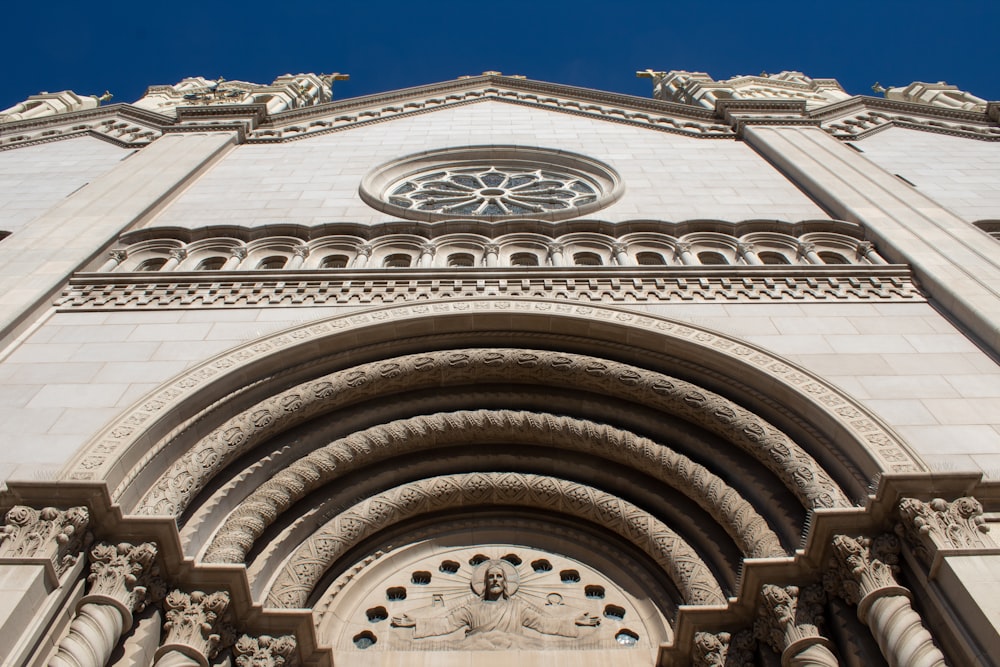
(360, 146), (623, 222)
(387, 167), (598, 216)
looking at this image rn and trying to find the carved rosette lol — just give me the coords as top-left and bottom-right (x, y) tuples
(898, 496), (993, 568)
(234, 634), (298, 667)
(86, 541), (160, 622)
(156, 590), (231, 665)
(0, 505), (90, 576)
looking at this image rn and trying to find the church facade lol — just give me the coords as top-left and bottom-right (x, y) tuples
(0, 70), (998, 667)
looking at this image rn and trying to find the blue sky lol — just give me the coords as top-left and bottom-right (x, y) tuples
(4, 0), (998, 111)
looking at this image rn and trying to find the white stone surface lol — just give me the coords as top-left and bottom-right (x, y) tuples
(150, 102), (826, 228)
(0, 137), (129, 234)
(2, 301), (999, 483)
(855, 128), (1000, 223)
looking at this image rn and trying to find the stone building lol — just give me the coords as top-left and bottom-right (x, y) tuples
(0, 69), (998, 667)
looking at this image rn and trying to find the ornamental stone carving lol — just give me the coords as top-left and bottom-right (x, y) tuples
(693, 630), (756, 667)
(266, 472), (726, 608)
(155, 590), (231, 666)
(756, 584), (838, 666)
(137, 349), (847, 518)
(826, 534), (946, 667)
(0, 505), (90, 576)
(898, 496), (994, 568)
(203, 409), (784, 564)
(49, 542), (160, 667)
(233, 634), (298, 667)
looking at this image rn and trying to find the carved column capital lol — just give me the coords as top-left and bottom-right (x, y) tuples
(234, 634), (298, 667)
(86, 541), (160, 624)
(756, 584), (834, 663)
(826, 533), (904, 610)
(110, 249), (128, 262)
(693, 631), (730, 667)
(737, 242), (756, 253)
(675, 241), (693, 253)
(356, 244), (373, 257)
(0, 505), (90, 576)
(484, 243), (501, 254)
(547, 242), (565, 253)
(292, 245), (310, 258)
(230, 247), (248, 259)
(168, 249), (188, 261)
(156, 590), (231, 666)
(611, 241), (629, 254)
(898, 496), (993, 568)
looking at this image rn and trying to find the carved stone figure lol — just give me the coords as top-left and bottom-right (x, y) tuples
(391, 560), (598, 648)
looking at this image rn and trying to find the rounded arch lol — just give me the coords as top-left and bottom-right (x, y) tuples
(62, 299), (923, 509)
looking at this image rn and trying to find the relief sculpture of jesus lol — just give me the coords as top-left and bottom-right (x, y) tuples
(391, 559), (599, 647)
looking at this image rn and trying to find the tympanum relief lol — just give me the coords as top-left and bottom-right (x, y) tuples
(330, 546), (658, 651)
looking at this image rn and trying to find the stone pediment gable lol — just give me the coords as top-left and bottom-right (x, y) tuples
(0, 103), (170, 151)
(2, 75), (998, 152)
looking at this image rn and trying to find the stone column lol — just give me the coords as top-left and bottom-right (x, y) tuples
(233, 634), (298, 667)
(286, 245), (309, 270)
(352, 244), (372, 268)
(484, 243), (500, 267)
(547, 242), (565, 267)
(419, 243), (436, 268)
(611, 242), (631, 266)
(161, 249), (187, 271)
(798, 242), (823, 264)
(154, 590), (231, 667)
(826, 534), (947, 667)
(675, 241), (696, 265)
(738, 242), (762, 265)
(223, 248), (247, 270)
(756, 584), (839, 666)
(49, 542), (159, 667)
(856, 241), (887, 265)
(98, 250), (128, 272)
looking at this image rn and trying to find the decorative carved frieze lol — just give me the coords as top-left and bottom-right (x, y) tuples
(157, 590), (231, 664)
(265, 472), (726, 608)
(897, 496), (995, 569)
(0, 505), (90, 576)
(59, 271), (922, 310)
(233, 634), (298, 667)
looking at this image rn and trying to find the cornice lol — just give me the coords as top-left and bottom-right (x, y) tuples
(2, 77), (997, 152)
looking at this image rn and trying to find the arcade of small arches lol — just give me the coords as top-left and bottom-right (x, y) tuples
(95, 227), (885, 273)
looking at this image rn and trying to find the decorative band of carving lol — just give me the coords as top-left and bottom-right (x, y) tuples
(201, 409), (785, 563)
(65, 300), (922, 486)
(265, 472), (727, 608)
(135, 349), (849, 517)
(58, 272), (921, 309)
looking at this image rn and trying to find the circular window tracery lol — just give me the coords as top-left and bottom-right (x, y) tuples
(360, 146), (623, 222)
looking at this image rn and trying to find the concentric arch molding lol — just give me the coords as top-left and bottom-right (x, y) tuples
(200, 409), (787, 564)
(59, 298), (926, 497)
(138, 352), (847, 519)
(263, 472), (728, 609)
(359, 146), (624, 222)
